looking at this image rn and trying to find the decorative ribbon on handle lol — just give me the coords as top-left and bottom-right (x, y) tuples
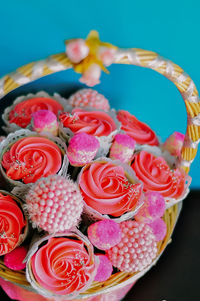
(0, 31), (199, 173)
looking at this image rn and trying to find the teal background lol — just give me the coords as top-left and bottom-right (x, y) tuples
(0, 0), (199, 187)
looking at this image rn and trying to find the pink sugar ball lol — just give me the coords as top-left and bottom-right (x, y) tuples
(109, 133), (136, 164)
(68, 89), (110, 111)
(88, 220), (122, 250)
(4, 246), (27, 271)
(26, 175), (83, 233)
(67, 132), (100, 166)
(94, 255), (113, 282)
(148, 218), (167, 242)
(135, 191), (166, 223)
(107, 220), (157, 273)
(31, 109), (58, 136)
(163, 131), (185, 157)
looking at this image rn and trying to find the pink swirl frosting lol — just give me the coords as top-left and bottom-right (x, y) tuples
(59, 109), (117, 137)
(117, 110), (159, 146)
(131, 151), (189, 199)
(9, 97), (63, 128)
(31, 237), (96, 295)
(79, 161), (142, 217)
(2, 137), (62, 184)
(0, 192), (26, 255)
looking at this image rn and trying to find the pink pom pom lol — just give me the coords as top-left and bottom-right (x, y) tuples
(31, 110), (58, 135)
(4, 246), (27, 271)
(67, 133), (100, 166)
(98, 47), (116, 66)
(163, 131), (185, 157)
(26, 175), (83, 233)
(80, 63), (101, 87)
(68, 89), (110, 111)
(66, 39), (89, 63)
(94, 255), (113, 282)
(135, 191), (166, 223)
(148, 218), (167, 242)
(107, 221), (157, 273)
(109, 134), (136, 164)
(88, 220), (122, 250)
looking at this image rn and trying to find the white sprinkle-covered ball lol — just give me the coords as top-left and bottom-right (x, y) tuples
(68, 89), (110, 111)
(26, 175), (83, 233)
(107, 220), (157, 273)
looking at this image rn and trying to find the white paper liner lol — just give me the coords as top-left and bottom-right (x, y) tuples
(0, 129), (69, 199)
(25, 229), (98, 300)
(58, 108), (121, 158)
(132, 144), (191, 209)
(77, 157), (144, 224)
(0, 189), (29, 248)
(2, 91), (71, 133)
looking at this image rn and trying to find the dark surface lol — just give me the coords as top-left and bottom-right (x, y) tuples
(1, 190), (200, 300)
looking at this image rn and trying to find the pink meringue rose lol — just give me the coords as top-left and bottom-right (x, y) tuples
(66, 39), (89, 63)
(80, 63), (101, 87)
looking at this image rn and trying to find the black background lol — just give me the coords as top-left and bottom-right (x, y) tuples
(1, 190), (200, 301)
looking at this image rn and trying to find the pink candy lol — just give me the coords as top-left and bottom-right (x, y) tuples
(67, 132), (100, 166)
(109, 134), (136, 164)
(88, 220), (122, 250)
(4, 246), (27, 271)
(68, 89), (110, 111)
(135, 191), (166, 223)
(148, 218), (167, 242)
(80, 63), (101, 87)
(163, 131), (185, 157)
(94, 255), (113, 282)
(66, 39), (89, 63)
(98, 46), (116, 67)
(31, 110), (58, 136)
(107, 220), (157, 273)
(26, 175), (83, 233)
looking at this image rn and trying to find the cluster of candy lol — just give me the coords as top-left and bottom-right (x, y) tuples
(0, 85), (189, 299)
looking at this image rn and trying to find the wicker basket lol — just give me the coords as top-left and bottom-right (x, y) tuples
(0, 32), (199, 301)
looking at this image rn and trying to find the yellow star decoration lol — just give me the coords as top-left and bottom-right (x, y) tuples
(65, 30), (117, 75)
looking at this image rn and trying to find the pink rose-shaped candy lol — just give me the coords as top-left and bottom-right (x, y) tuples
(66, 39), (89, 63)
(80, 63), (101, 87)
(98, 47), (116, 66)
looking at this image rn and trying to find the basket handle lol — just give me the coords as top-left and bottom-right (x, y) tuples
(0, 46), (199, 173)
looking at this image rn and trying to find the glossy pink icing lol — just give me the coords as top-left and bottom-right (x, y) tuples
(0, 193), (26, 255)
(79, 161), (142, 217)
(131, 151), (188, 199)
(9, 97), (63, 128)
(117, 110), (159, 146)
(2, 136), (62, 184)
(59, 109), (117, 137)
(31, 237), (96, 295)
